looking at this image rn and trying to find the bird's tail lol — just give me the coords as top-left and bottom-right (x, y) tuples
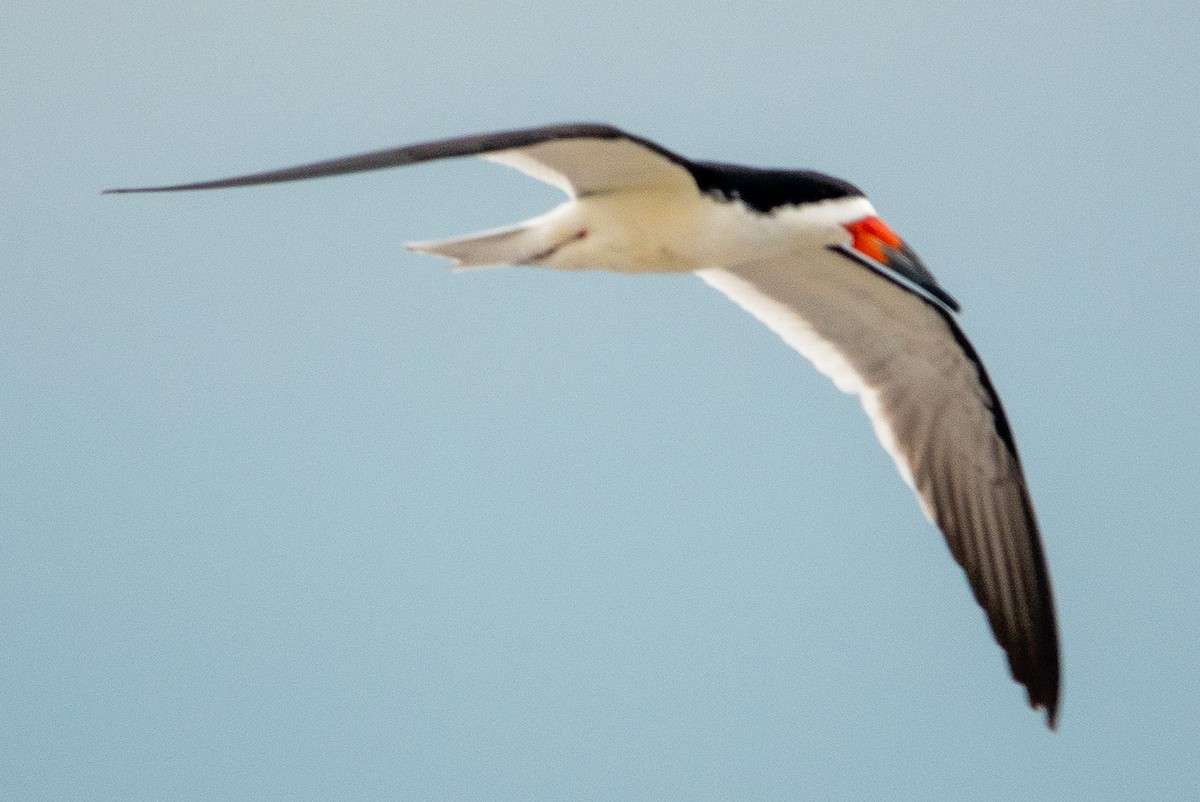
(406, 219), (556, 270)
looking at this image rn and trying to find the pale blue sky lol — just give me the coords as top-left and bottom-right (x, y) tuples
(4, 1), (1199, 798)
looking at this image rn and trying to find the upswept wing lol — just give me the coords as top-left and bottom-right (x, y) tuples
(103, 123), (697, 197)
(698, 247), (1060, 727)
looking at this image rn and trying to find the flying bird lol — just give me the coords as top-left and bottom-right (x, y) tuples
(106, 123), (1061, 727)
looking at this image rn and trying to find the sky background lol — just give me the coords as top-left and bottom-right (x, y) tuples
(4, 1), (1199, 798)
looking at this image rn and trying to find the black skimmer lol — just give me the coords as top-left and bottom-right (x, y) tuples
(106, 123), (1061, 727)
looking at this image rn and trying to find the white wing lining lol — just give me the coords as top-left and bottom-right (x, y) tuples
(697, 266), (921, 494)
(483, 137), (698, 198)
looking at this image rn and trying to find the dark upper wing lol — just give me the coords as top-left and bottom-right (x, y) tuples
(698, 245), (1060, 727)
(103, 123), (699, 197)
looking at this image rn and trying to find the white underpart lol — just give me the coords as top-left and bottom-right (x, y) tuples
(407, 172), (878, 273)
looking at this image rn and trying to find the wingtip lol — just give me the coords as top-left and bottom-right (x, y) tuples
(102, 186), (177, 195)
(103, 184), (206, 194)
(1029, 680), (1060, 731)
(1043, 691), (1060, 731)
(1040, 697), (1059, 731)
